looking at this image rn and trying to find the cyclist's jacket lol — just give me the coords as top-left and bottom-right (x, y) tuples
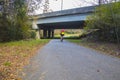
(61, 32), (64, 35)
(60, 32), (64, 36)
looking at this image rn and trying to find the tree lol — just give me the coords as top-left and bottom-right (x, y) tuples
(0, 0), (36, 42)
(85, 1), (120, 43)
(13, 0), (30, 40)
(26, 0), (43, 15)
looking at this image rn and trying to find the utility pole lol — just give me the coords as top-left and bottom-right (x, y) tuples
(43, 0), (49, 13)
(54, 0), (63, 10)
(61, 0), (63, 10)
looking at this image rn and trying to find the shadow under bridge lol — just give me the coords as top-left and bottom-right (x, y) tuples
(37, 20), (85, 38)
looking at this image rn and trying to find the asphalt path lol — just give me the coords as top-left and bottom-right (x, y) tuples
(21, 39), (120, 80)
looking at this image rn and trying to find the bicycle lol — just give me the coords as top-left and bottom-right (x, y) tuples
(60, 36), (63, 42)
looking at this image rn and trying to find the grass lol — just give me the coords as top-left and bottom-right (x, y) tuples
(67, 39), (120, 58)
(0, 39), (49, 46)
(54, 33), (80, 39)
(67, 39), (83, 43)
(3, 61), (11, 66)
(55, 33), (80, 38)
(0, 39), (50, 80)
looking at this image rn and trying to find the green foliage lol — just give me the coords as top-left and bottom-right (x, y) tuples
(0, 16), (12, 42)
(85, 2), (120, 42)
(14, 0), (31, 40)
(0, 0), (31, 42)
(30, 31), (36, 39)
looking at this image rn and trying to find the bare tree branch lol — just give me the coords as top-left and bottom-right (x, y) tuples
(26, 0), (43, 15)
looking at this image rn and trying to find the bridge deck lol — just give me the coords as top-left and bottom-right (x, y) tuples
(35, 6), (96, 19)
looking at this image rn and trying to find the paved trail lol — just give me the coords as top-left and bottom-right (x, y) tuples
(21, 40), (120, 80)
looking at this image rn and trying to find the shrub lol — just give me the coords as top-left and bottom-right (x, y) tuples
(30, 31), (36, 39)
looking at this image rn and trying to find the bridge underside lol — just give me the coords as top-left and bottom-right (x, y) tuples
(37, 21), (85, 38)
(38, 21), (84, 29)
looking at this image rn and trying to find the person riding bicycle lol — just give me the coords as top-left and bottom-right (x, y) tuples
(60, 29), (65, 42)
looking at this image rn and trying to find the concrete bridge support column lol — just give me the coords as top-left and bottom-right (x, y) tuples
(43, 28), (54, 39)
(38, 28), (41, 39)
(36, 29), (40, 39)
(48, 29), (51, 38)
(51, 29), (54, 38)
(43, 29), (47, 38)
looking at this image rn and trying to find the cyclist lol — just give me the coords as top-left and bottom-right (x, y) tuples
(60, 29), (65, 42)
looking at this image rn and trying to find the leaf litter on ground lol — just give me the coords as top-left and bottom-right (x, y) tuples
(0, 39), (50, 80)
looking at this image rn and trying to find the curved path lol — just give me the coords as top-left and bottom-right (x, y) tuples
(21, 39), (120, 80)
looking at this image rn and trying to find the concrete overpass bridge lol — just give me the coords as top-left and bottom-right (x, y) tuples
(32, 6), (96, 38)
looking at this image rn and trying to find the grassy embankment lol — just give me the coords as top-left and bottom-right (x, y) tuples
(54, 29), (82, 39)
(67, 39), (120, 58)
(0, 39), (50, 80)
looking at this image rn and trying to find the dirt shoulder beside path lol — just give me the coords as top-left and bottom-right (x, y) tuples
(67, 39), (120, 58)
(0, 39), (50, 80)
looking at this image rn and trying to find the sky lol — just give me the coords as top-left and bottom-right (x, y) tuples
(35, 0), (98, 14)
